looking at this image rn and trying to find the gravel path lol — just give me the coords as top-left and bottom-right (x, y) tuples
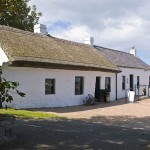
(33, 98), (150, 119)
(1, 99), (150, 150)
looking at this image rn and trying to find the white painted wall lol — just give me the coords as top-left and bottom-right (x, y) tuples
(2, 67), (116, 109)
(117, 67), (150, 99)
(0, 47), (9, 65)
(0, 59), (2, 66)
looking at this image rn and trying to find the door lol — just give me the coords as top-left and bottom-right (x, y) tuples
(95, 77), (101, 101)
(130, 74), (134, 91)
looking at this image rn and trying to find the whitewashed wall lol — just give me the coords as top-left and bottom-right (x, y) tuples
(0, 47), (8, 65)
(2, 67), (116, 109)
(0, 59), (2, 66)
(117, 67), (150, 99)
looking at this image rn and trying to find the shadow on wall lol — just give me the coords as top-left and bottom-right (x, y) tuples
(1, 115), (150, 150)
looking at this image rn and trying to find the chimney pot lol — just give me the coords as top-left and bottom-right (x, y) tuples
(34, 24), (47, 35)
(130, 46), (136, 56)
(84, 37), (94, 46)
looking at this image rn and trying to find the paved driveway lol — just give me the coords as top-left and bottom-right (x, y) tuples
(1, 99), (150, 150)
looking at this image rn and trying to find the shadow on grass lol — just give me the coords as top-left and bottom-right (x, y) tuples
(1, 116), (150, 150)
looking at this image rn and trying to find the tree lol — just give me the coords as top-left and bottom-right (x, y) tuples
(0, 67), (25, 108)
(0, 0), (42, 32)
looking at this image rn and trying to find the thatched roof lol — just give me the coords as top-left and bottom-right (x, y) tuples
(0, 25), (120, 72)
(95, 45), (150, 70)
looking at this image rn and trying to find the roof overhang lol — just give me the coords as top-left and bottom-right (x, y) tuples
(118, 65), (150, 71)
(9, 60), (121, 73)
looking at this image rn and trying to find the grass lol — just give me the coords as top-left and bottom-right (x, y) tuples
(0, 108), (64, 119)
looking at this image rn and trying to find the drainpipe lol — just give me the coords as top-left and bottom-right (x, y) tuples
(116, 73), (118, 100)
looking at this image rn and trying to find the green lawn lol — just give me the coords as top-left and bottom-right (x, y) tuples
(0, 108), (64, 119)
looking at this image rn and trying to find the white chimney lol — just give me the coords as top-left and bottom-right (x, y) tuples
(84, 37), (94, 46)
(34, 24), (47, 35)
(130, 46), (136, 56)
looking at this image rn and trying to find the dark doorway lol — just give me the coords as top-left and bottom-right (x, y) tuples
(95, 77), (101, 101)
(130, 74), (134, 91)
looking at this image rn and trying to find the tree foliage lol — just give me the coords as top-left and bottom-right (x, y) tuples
(0, 67), (25, 108)
(0, 0), (42, 31)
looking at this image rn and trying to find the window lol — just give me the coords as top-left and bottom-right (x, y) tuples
(75, 76), (84, 95)
(105, 77), (111, 91)
(149, 76), (150, 88)
(130, 74), (134, 91)
(45, 79), (55, 94)
(137, 76), (140, 88)
(122, 76), (126, 90)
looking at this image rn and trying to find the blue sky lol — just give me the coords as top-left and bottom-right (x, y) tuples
(48, 20), (71, 31)
(29, 0), (150, 65)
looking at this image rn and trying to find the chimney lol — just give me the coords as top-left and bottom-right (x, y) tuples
(84, 37), (94, 46)
(130, 46), (136, 56)
(34, 24), (47, 35)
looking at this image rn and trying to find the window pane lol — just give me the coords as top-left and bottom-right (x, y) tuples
(105, 77), (111, 91)
(75, 77), (84, 95)
(149, 76), (150, 88)
(122, 76), (126, 90)
(137, 76), (140, 88)
(45, 79), (55, 94)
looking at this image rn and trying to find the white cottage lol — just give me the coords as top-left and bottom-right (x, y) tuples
(0, 25), (121, 108)
(95, 45), (150, 99)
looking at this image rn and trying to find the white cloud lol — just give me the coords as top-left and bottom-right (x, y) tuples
(101, 17), (144, 41)
(50, 25), (91, 43)
(29, 0), (150, 64)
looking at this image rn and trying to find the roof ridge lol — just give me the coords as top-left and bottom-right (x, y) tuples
(94, 45), (132, 55)
(95, 45), (150, 66)
(95, 45), (150, 70)
(50, 36), (87, 47)
(0, 25), (48, 38)
(0, 25), (88, 47)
